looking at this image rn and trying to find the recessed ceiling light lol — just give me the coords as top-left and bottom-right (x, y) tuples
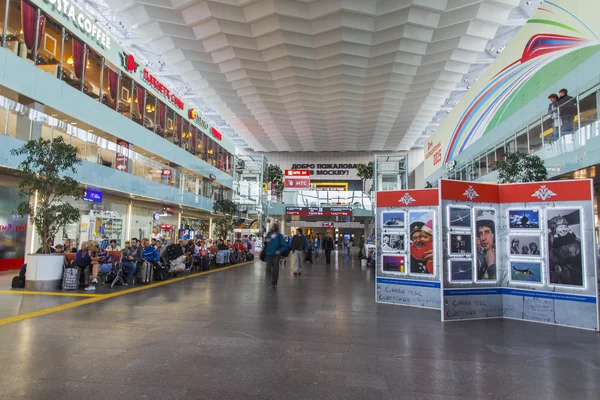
(72, 122), (77, 125)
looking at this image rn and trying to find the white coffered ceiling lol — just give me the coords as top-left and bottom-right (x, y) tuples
(93, 0), (537, 152)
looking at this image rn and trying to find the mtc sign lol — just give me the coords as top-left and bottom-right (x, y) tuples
(284, 170), (310, 189)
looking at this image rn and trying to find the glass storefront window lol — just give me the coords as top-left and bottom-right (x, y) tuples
(528, 122), (543, 153)
(182, 120), (192, 153)
(62, 35), (86, 91)
(35, 15), (61, 79)
(102, 62), (118, 110)
(118, 74), (133, 118)
(132, 83), (144, 126)
(478, 155), (487, 176)
(165, 107), (175, 143)
(156, 100), (166, 137)
(145, 91), (157, 133)
(174, 114), (182, 147)
(6, 0), (26, 60)
(84, 46), (103, 101)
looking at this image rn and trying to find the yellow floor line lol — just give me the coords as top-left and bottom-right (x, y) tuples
(0, 290), (103, 298)
(0, 261), (254, 327)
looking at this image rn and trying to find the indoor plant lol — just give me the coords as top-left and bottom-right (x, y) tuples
(212, 199), (238, 240)
(11, 136), (82, 290)
(490, 151), (548, 183)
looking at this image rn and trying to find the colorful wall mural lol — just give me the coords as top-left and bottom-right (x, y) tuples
(424, 1), (600, 178)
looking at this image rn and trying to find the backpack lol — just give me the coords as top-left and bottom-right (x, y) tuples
(11, 275), (25, 289)
(279, 235), (290, 257)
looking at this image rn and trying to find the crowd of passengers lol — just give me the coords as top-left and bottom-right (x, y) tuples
(19, 236), (254, 291)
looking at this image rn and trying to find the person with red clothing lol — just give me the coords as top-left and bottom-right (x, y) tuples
(410, 220), (434, 274)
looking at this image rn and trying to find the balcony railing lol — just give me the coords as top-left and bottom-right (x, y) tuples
(441, 83), (600, 182)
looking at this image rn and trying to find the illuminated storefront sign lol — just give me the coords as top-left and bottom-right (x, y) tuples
(285, 207), (352, 217)
(211, 126), (223, 141)
(143, 69), (184, 110)
(45, 0), (112, 49)
(189, 108), (210, 133)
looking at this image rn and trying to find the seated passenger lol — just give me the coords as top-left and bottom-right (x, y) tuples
(121, 238), (143, 285)
(74, 242), (92, 286)
(86, 241), (114, 291)
(217, 239), (228, 251)
(141, 238), (161, 266)
(108, 239), (120, 251)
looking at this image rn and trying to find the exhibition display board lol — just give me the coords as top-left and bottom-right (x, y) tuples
(440, 179), (599, 331)
(375, 179), (599, 331)
(375, 189), (442, 310)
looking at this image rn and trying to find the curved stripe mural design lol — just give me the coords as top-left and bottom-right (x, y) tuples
(443, 2), (598, 165)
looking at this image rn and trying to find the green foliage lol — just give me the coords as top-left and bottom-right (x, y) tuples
(491, 152), (548, 184)
(212, 199), (238, 240)
(11, 137), (82, 254)
(356, 161), (374, 192)
(267, 164), (284, 193)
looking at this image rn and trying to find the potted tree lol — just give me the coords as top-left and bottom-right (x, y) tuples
(11, 137), (82, 290)
(490, 152), (548, 183)
(267, 164), (284, 199)
(212, 199), (238, 241)
(356, 161), (374, 193)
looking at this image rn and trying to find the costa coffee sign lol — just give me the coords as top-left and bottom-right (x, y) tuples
(143, 69), (184, 110)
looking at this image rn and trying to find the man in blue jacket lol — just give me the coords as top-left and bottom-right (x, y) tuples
(290, 228), (308, 276)
(264, 222), (288, 289)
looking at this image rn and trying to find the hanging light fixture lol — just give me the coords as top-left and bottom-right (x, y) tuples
(67, 56), (74, 65)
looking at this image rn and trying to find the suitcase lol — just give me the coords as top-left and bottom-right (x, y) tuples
(246, 253), (255, 261)
(62, 268), (80, 290)
(200, 255), (211, 271)
(11, 275), (25, 288)
(139, 261), (154, 284)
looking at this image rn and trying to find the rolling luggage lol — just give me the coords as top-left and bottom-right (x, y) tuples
(139, 261), (154, 284)
(62, 268), (80, 290)
(200, 255), (211, 271)
(246, 253), (254, 261)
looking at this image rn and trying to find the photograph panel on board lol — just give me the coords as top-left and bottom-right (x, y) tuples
(547, 209), (583, 286)
(450, 233), (472, 255)
(509, 235), (541, 256)
(409, 211), (434, 274)
(382, 212), (406, 228)
(449, 207), (471, 228)
(476, 209), (497, 280)
(511, 261), (543, 283)
(450, 260), (473, 281)
(382, 232), (406, 253)
(509, 209), (540, 229)
(382, 255), (406, 274)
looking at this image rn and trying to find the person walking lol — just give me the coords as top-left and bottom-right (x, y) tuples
(347, 238), (354, 257)
(291, 228), (308, 276)
(314, 234), (321, 260)
(264, 222), (287, 289)
(323, 233), (334, 265)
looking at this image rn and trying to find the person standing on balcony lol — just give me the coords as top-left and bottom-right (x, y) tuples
(548, 93), (560, 141)
(558, 88), (576, 135)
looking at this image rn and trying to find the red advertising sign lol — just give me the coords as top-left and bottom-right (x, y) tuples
(116, 140), (129, 172)
(440, 180), (500, 203)
(284, 169), (311, 189)
(161, 224), (172, 230)
(211, 126), (223, 141)
(284, 178), (311, 188)
(498, 180), (592, 203)
(143, 69), (184, 110)
(377, 189), (438, 207)
(285, 170), (310, 176)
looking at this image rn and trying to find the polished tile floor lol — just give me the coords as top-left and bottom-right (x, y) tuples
(0, 251), (599, 399)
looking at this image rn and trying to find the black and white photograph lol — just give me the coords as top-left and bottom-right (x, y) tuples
(450, 233), (472, 255)
(509, 209), (540, 229)
(449, 207), (471, 228)
(547, 209), (583, 286)
(509, 235), (541, 256)
(382, 232), (406, 252)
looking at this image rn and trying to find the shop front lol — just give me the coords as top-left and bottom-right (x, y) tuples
(0, 185), (27, 271)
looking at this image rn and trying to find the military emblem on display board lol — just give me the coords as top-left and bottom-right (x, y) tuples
(531, 185), (557, 201)
(398, 193), (416, 205)
(463, 186), (479, 201)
